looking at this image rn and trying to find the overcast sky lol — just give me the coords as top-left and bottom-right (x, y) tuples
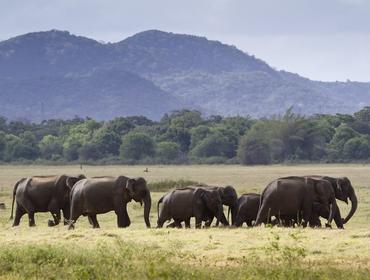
(1, 0), (369, 82)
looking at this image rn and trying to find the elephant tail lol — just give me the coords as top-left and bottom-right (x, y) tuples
(9, 178), (25, 220)
(157, 196), (164, 220)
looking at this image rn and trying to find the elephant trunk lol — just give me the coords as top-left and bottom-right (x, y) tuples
(327, 203), (334, 225)
(143, 191), (152, 228)
(217, 205), (229, 226)
(343, 191), (358, 224)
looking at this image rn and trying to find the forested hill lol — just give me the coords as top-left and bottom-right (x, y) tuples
(1, 29), (370, 121)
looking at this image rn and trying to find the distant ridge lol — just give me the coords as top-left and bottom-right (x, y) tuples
(0, 29), (369, 121)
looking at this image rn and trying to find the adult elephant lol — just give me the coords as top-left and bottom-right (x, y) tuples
(157, 187), (229, 228)
(10, 174), (85, 227)
(68, 176), (151, 229)
(306, 176), (357, 228)
(234, 193), (260, 227)
(255, 177), (337, 227)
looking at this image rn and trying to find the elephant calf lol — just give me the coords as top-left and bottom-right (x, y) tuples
(234, 193), (260, 227)
(157, 187), (228, 228)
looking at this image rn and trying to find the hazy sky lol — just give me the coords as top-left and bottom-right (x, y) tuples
(1, 0), (370, 82)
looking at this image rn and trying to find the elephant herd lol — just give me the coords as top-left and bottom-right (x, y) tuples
(9, 174), (357, 230)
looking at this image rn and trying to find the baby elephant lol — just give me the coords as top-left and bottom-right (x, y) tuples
(157, 187), (229, 228)
(234, 193), (260, 227)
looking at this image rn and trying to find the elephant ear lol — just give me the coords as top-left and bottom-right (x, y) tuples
(335, 178), (345, 198)
(125, 178), (136, 195)
(116, 176), (131, 201)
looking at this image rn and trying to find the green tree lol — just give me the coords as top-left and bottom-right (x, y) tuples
(162, 110), (203, 128)
(0, 131), (6, 159)
(237, 134), (271, 165)
(189, 125), (211, 149)
(93, 128), (122, 156)
(156, 142), (181, 162)
(329, 124), (359, 157)
(39, 135), (63, 160)
(343, 136), (370, 160)
(78, 143), (102, 161)
(354, 107), (370, 123)
(191, 133), (233, 158)
(120, 132), (155, 160)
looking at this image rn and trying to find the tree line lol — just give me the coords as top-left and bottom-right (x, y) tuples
(0, 107), (370, 165)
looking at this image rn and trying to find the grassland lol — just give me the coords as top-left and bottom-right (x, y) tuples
(0, 164), (370, 279)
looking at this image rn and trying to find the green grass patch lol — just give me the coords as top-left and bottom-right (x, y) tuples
(148, 179), (200, 192)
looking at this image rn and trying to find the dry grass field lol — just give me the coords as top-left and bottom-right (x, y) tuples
(0, 164), (370, 279)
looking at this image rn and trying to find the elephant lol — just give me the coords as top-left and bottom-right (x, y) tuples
(234, 193), (260, 227)
(255, 177), (337, 227)
(196, 185), (237, 226)
(157, 187), (229, 228)
(68, 176), (151, 229)
(10, 174), (85, 227)
(305, 176), (357, 228)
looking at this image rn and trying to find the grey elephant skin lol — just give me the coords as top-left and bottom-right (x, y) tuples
(278, 175), (357, 228)
(255, 177), (337, 227)
(10, 175), (85, 227)
(197, 185), (237, 226)
(305, 176), (357, 228)
(68, 176), (151, 229)
(157, 187), (229, 228)
(234, 193), (260, 227)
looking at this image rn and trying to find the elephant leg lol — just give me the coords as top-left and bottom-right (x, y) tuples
(234, 214), (244, 227)
(166, 221), (177, 228)
(48, 211), (61, 227)
(12, 203), (26, 227)
(28, 212), (36, 227)
(20, 198), (36, 227)
(88, 215), (94, 225)
(331, 205), (343, 229)
(157, 212), (168, 228)
(47, 200), (61, 227)
(117, 207), (130, 228)
(255, 205), (271, 226)
(195, 216), (202, 229)
(68, 212), (81, 230)
(173, 219), (183, 228)
(184, 219), (191, 228)
(205, 216), (214, 227)
(62, 207), (70, 225)
(88, 214), (100, 228)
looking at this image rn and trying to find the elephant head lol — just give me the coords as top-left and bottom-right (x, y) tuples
(336, 177), (357, 224)
(308, 175), (357, 225)
(220, 186), (238, 224)
(201, 189), (229, 226)
(125, 177), (151, 228)
(320, 176), (357, 224)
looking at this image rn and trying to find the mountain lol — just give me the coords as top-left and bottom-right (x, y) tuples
(0, 29), (369, 121)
